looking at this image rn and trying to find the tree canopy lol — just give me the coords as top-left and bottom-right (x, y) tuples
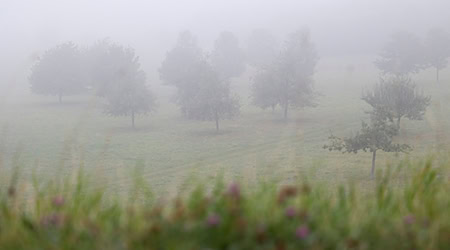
(374, 31), (425, 77)
(324, 113), (411, 178)
(183, 60), (240, 132)
(210, 31), (246, 81)
(424, 28), (450, 82)
(362, 76), (430, 128)
(160, 31), (240, 131)
(29, 42), (86, 103)
(102, 46), (156, 128)
(252, 29), (319, 119)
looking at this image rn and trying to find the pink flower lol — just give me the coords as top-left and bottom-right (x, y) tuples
(285, 207), (296, 218)
(295, 225), (309, 239)
(404, 214), (415, 225)
(40, 213), (64, 227)
(52, 195), (65, 207)
(228, 182), (240, 198)
(207, 214), (221, 227)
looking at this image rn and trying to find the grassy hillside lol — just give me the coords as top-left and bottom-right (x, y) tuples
(0, 56), (449, 194)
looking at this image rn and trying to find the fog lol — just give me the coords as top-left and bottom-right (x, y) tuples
(2, 0), (450, 90)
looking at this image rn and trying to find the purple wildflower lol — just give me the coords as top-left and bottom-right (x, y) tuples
(52, 195), (65, 208)
(207, 214), (221, 227)
(295, 225), (310, 239)
(228, 182), (240, 198)
(40, 213), (64, 227)
(404, 214), (415, 225)
(285, 207), (296, 218)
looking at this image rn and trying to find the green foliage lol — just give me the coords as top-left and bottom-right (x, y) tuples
(29, 42), (87, 102)
(374, 31), (425, 77)
(424, 28), (450, 81)
(211, 31), (246, 80)
(362, 76), (431, 127)
(0, 160), (449, 249)
(324, 113), (411, 177)
(99, 45), (156, 128)
(159, 31), (203, 90)
(252, 29), (319, 119)
(159, 31), (240, 130)
(324, 115), (410, 154)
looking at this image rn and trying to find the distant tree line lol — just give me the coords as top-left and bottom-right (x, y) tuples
(29, 40), (156, 128)
(29, 27), (447, 177)
(375, 29), (450, 82)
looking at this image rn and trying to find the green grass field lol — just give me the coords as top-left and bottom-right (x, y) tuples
(1, 56), (450, 194)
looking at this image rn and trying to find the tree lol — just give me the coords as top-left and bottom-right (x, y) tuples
(252, 29), (319, 120)
(86, 39), (148, 98)
(362, 76), (431, 129)
(159, 31), (204, 117)
(324, 113), (411, 178)
(29, 42), (86, 103)
(246, 29), (278, 69)
(251, 69), (279, 111)
(181, 60), (239, 132)
(424, 28), (450, 82)
(102, 46), (156, 128)
(374, 31), (425, 77)
(210, 31), (246, 81)
(159, 31), (203, 89)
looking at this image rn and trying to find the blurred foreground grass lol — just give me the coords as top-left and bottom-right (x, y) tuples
(0, 158), (449, 249)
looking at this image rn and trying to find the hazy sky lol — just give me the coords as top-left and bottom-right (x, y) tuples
(1, 0), (450, 87)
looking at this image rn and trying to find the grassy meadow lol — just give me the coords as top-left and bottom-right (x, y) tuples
(0, 56), (450, 196)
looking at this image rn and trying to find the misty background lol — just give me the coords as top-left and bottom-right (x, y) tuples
(2, 0), (450, 94)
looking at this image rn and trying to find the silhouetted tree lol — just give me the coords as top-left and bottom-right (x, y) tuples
(251, 69), (279, 111)
(324, 113), (411, 178)
(159, 31), (203, 88)
(159, 31), (204, 116)
(252, 29), (318, 120)
(103, 47), (156, 128)
(29, 42), (86, 103)
(211, 31), (246, 81)
(374, 31), (425, 77)
(424, 28), (450, 82)
(246, 29), (278, 69)
(183, 60), (239, 132)
(362, 76), (430, 129)
(86, 39), (147, 98)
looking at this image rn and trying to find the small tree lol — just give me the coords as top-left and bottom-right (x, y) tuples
(424, 28), (450, 82)
(324, 114), (411, 178)
(183, 60), (240, 132)
(252, 29), (318, 120)
(374, 31), (425, 77)
(29, 42), (86, 103)
(210, 31), (246, 81)
(159, 31), (203, 89)
(362, 76), (431, 129)
(251, 69), (279, 111)
(103, 46), (156, 128)
(159, 31), (205, 117)
(246, 29), (278, 69)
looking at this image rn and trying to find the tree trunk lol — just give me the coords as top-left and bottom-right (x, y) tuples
(131, 110), (135, 129)
(371, 150), (377, 179)
(215, 118), (219, 132)
(397, 116), (401, 130)
(214, 111), (219, 133)
(436, 67), (440, 83)
(283, 102), (288, 121)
